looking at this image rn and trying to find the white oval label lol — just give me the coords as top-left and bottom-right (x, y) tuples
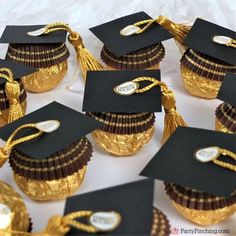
(35, 120), (60, 133)
(195, 146), (220, 162)
(120, 25), (140, 36)
(89, 211), (121, 232)
(114, 81), (139, 96)
(212, 35), (232, 45)
(0, 203), (12, 229)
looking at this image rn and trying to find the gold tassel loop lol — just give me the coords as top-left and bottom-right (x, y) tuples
(0, 123), (43, 168)
(28, 22), (103, 80)
(33, 210), (121, 235)
(0, 68), (24, 123)
(1, 210), (121, 236)
(120, 16), (191, 53)
(0, 120), (60, 168)
(114, 77), (187, 143)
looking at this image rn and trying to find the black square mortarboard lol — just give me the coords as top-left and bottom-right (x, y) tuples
(64, 179), (154, 235)
(0, 25), (67, 44)
(0, 101), (101, 159)
(82, 70), (161, 113)
(217, 73), (236, 107)
(0, 59), (36, 85)
(90, 11), (173, 57)
(183, 18), (236, 65)
(141, 126), (236, 197)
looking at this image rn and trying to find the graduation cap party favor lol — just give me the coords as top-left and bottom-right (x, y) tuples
(0, 59), (36, 126)
(179, 18), (236, 99)
(0, 101), (101, 201)
(215, 73), (236, 134)
(141, 127), (236, 226)
(0, 180), (171, 236)
(0, 23), (102, 92)
(83, 70), (186, 156)
(90, 12), (173, 70)
(0, 180), (31, 234)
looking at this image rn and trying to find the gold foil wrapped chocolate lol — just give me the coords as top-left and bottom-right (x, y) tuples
(10, 137), (92, 201)
(0, 180), (31, 234)
(87, 112), (155, 156)
(6, 43), (70, 93)
(215, 102), (236, 134)
(165, 182), (236, 226)
(180, 49), (236, 99)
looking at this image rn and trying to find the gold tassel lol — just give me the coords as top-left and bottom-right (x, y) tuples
(68, 32), (103, 80)
(28, 23), (103, 80)
(161, 88), (187, 143)
(0, 68), (24, 123)
(127, 77), (187, 143)
(156, 15), (191, 53)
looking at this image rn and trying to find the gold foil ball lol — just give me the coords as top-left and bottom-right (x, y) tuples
(92, 126), (155, 156)
(0, 180), (30, 233)
(22, 61), (67, 93)
(171, 201), (236, 226)
(0, 101), (27, 127)
(13, 166), (87, 201)
(180, 64), (221, 99)
(215, 117), (234, 134)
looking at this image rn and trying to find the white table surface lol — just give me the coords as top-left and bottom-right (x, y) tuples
(0, 0), (235, 235)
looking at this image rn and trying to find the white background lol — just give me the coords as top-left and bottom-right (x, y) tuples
(0, 0), (235, 235)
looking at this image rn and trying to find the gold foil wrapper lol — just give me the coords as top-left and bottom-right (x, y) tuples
(0, 180), (30, 234)
(0, 101), (27, 127)
(180, 64), (221, 99)
(171, 201), (236, 226)
(215, 117), (234, 134)
(92, 126), (155, 156)
(22, 61), (68, 93)
(105, 63), (160, 70)
(13, 166), (87, 201)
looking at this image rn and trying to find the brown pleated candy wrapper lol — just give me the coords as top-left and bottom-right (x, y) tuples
(87, 112), (155, 156)
(0, 81), (27, 127)
(180, 49), (236, 99)
(101, 43), (165, 70)
(151, 207), (171, 236)
(165, 182), (236, 226)
(10, 137), (93, 201)
(0, 180), (32, 234)
(6, 43), (69, 93)
(215, 102), (236, 134)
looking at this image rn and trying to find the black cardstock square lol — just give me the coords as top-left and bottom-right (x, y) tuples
(184, 18), (236, 65)
(0, 25), (67, 44)
(82, 70), (162, 113)
(64, 179), (154, 235)
(217, 73), (236, 107)
(0, 102), (101, 159)
(140, 127), (236, 197)
(0, 59), (37, 85)
(90, 11), (173, 56)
